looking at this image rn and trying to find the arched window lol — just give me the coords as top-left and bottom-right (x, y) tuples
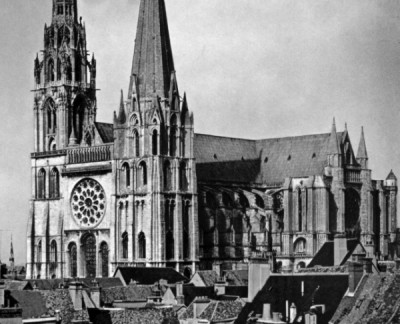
(37, 241), (42, 263)
(66, 57), (72, 81)
(69, 243), (77, 278)
(166, 231), (174, 260)
(134, 130), (140, 157)
(345, 188), (361, 238)
(122, 232), (128, 259)
(48, 58), (55, 82)
(50, 240), (57, 264)
(75, 44), (82, 82)
(45, 100), (56, 134)
(100, 242), (109, 278)
(152, 130), (158, 155)
(49, 168), (60, 198)
(82, 234), (96, 278)
(179, 162), (188, 191)
(71, 96), (86, 143)
(294, 238), (307, 254)
(38, 169), (46, 199)
(121, 163), (130, 189)
(138, 232), (146, 259)
(164, 160), (172, 191)
(139, 162), (147, 186)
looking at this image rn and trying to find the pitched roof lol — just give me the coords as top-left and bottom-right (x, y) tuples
(307, 239), (364, 268)
(194, 132), (344, 185)
(224, 270), (248, 286)
(387, 170), (397, 181)
(129, 0), (175, 99)
(26, 278), (123, 290)
(115, 267), (188, 285)
(4, 280), (31, 290)
(331, 272), (400, 323)
(194, 270), (219, 286)
(236, 274), (348, 324)
(95, 122), (114, 143)
(101, 285), (154, 305)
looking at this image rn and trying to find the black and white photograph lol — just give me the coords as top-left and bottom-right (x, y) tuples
(0, 0), (399, 323)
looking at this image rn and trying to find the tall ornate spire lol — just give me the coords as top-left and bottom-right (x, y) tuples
(9, 235), (14, 269)
(117, 90), (127, 124)
(128, 0), (175, 100)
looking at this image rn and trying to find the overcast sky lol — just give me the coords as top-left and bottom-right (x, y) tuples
(1, 0), (400, 264)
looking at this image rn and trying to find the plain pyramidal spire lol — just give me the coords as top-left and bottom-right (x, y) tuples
(328, 118), (340, 155)
(129, 0), (175, 100)
(357, 126), (368, 159)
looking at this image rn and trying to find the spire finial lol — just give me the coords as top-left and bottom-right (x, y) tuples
(357, 126), (368, 160)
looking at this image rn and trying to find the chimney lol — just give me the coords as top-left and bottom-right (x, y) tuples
(334, 234), (348, 266)
(348, 261), (363, 293)
(69, 281), (84, 310)
(362, 257), (373, 274)
(215, 277), (227, 296)
(176, 282), (184, 305)
(248, 255), (274, 301)
(262, 304), (272, 321)
(90, 279), (101, 308)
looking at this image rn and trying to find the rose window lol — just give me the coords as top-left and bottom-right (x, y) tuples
(71, 179), (106, 228)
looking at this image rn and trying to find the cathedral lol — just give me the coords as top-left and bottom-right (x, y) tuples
(26, 0), (399, 280)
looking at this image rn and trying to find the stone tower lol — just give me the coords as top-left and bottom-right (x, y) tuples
(112, 0), (198, 275)
(33, 0), (97, 152)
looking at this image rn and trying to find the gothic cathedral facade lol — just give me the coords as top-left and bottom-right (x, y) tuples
(27, 0), (398, 279)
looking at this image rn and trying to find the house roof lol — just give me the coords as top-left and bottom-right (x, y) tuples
(194, 270), (219, 287)
(9, 290), (89, 323)
(307, 239), (364, 268)
(115, 267), (188, 285)
(236, 274), (348, 324)
(331, 271), (400, 323)
(224, 270), (248, 286)
(101, 285), (154, 305)
(194, 132), (344, 185)
(95, 122), (114, 143)
(26, 278), (123, 290)
(4, 280), (31, 291)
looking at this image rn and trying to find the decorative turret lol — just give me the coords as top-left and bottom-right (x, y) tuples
(385, 170), (397, 188)
(327, 118), (341, 167)
(356, 127), (368, 169)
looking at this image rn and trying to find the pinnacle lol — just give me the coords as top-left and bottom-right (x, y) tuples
(328, 117), (340, 155)
(357, 126), (368, 159)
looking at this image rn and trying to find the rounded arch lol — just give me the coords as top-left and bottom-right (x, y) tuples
(38, 168), (46, 199)
(48, 138), (57, 151)
(345, 188), (361, 238)
(294, 238), (307, 254)
(133, 128), (140, 157)
(138, 232), (146, 259)
(138, 161), (147, 187)
(122, 232), (128, 259)
(297, 261), (306, 270)
(121, 162), (131, 189)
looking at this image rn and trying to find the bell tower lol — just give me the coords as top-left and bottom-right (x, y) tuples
(33, 0), (97, 153)
(112, 0), (198, 274)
